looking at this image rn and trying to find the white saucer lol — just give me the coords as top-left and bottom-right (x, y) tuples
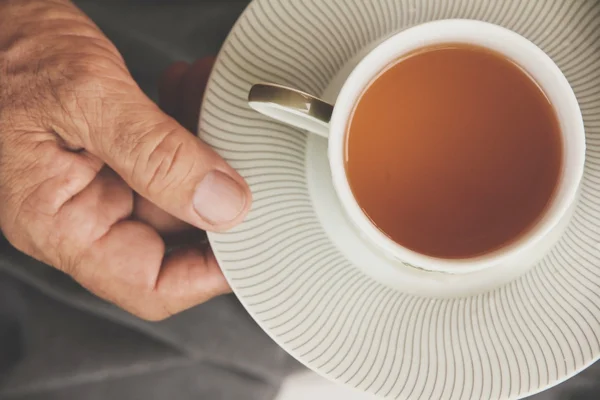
(199, 1), (600, 399)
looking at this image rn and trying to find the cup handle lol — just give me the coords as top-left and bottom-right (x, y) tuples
(248, 83), (333, 138)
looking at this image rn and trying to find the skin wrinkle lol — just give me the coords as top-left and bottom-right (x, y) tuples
(22, 168), (91, 257)
(141, 129), (180, 194)
(23, 169), (72, 218)
(165, 141), (185, 181)
(71, 85), (97, 146)
(8, 154), (59, 214)
(129, 125), (162, 191)
(124, 117), (181, 193)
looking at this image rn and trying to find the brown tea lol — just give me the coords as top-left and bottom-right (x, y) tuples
(345, 44), (562, 259)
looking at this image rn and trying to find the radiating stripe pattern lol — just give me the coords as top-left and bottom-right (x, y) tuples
(199, 1), (600, 399)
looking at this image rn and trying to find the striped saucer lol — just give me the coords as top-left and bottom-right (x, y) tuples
(199, 1), (600, 399)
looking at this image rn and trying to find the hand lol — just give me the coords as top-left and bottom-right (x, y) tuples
(0, 0), (251, 320)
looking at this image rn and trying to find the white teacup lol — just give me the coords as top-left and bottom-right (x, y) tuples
(248, 19), (585, 274)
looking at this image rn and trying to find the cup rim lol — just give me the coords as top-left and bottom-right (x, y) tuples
(327, 19), (585, 274)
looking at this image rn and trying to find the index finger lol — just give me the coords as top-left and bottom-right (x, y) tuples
(75, 219), (229, 321)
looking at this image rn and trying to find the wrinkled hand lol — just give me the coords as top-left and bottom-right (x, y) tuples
(0, 0), (251, 320)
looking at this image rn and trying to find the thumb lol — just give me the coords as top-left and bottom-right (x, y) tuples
(91, 96), (251, 232)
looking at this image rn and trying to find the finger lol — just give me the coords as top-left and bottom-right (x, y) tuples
(2, 145), (228, 320)
(0, 134), (106, 261)
(158, 246), (230, 304)
(158, 61), (189, 117)
(133, 193), (209, 249)
(74, 220), (229, 321)
(133, 193), (190, 235)
(87, 83), (251, 232)
(177, 57), (215, 133)
(131, 59), (212, 235)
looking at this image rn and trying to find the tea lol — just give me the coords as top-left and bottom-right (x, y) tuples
(345, 44), (563, 259)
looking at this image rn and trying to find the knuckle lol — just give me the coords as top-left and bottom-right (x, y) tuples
(48, 39), (129, 97)
(2, 32), (131, 143)
(48, 57), (109, 107)
(133, 304), (172, 322)
(71, 48), (126, 79)
(0, 150), (89, 273)
(126, 281), (180, 321)
(47, 51), (134, 145)
(56, 55), (112, 93)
